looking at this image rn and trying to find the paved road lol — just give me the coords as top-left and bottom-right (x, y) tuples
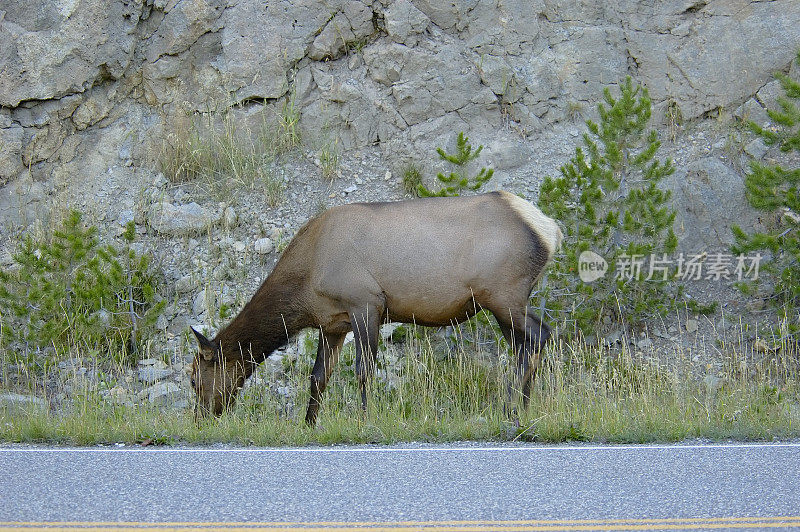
(1, 442), (800, 530)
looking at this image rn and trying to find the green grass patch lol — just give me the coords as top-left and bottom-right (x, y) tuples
(2, 328), (798, 446)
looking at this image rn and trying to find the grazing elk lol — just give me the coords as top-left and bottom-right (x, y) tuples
(190, 191), (562, 424)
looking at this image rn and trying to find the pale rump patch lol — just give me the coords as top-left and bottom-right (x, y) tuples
(499, 190), (563, 257)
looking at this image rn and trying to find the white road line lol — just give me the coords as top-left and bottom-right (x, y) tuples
(2, 442), (800, 453)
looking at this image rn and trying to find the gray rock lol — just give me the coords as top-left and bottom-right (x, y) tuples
(145, 381), (184, 406)
(58, 358), (85, 371)
(666, 157), (763, 252)
(0, 126), (24, 185)
(146, 0), (226, 60)
(703, 375), (723, 393)
(138, 366), (174, 384)
(117, 209), (135, 227)
(175, 275), (195, 294)
(152, 173), (169, 189)
(107, 386), (134, 406)
(343, 0), (373, 37)
(0, 0), (142, 107)
(223, 206), (237, 228)
(0, 247), (12, 267)
(71, 87), (112, 130)
(91, 308), (113, 331)
(477, 55), (516, 99)
(603, 329), (624, 347)
(744, 138), (769, 160)
(219, 0), (327, 102)
(735, 99), (771, 129)
(630, 1), (800, 119)
(308, 2), (373, 61)
(254, 237), (274, 254)
(155, 313), (169, 331)
(138, 358), (167, 368)
(381, 44), (494, 127)
(149, 202), (217, 236)
(309, 13), (354, 60)
(636, 338), (654, 350)
(262, 354), (286, 377)
(0, 171), (51, 229)
(755, 79), (785, 113)
(379, 323), (400, 341)
(385, 0), (430, 46)
(484, 140), (531, 171)
(193, 289), (216, 316)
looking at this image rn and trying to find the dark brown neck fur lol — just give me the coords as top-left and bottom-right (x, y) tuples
(212, 272), (311, 377)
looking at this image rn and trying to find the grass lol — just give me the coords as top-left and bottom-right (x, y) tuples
(318, 137), (341, 180)
(566, 101), (585, 122)
(158, 101), (291, 205)
(401, 164), (423, 196)
(276, 85), (301, 153)
(1, 323), (799, 446)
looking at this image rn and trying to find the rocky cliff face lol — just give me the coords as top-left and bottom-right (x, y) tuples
(1, 0), (799, 263)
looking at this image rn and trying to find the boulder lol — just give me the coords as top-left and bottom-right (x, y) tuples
(148, 201), (218, 236)
(107, 386), (134, 406)
(477, 55), (516, 100)
(373, 44), (494, 127)
(71, 86), (113, 131)
(744, 139), (768, 161)
(145, 381), (185, 407)
(755, 80), (786, 114)
(144, 0), (227, 60)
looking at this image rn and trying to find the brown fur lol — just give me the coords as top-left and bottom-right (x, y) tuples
(190, 191), (562, 423)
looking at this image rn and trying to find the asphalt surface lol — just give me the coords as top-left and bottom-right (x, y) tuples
(1, 442), (800, 530)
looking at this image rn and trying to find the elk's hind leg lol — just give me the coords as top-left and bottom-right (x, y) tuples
(493, 306), (551, 411)
(517, 309), (550, 407)
(305, 329), (346, 426)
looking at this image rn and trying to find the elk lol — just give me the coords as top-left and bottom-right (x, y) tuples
(190, 191), (562, 424)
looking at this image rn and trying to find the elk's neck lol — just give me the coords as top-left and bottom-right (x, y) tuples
(213, 275), (309, 375)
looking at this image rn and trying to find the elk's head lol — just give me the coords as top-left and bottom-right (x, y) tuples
(190, 327), (246, 419)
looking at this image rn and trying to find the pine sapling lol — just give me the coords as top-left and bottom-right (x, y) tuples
(732, 50), (800, 335)
(418, 132), (494, 197)
(539, 77), (678, 337)
(0, 210), (165, 368)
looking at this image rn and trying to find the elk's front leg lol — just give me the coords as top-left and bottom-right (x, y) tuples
(305, 329), (346, 426)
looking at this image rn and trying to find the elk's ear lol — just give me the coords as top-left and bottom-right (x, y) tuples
(191, 327), (218, 361)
